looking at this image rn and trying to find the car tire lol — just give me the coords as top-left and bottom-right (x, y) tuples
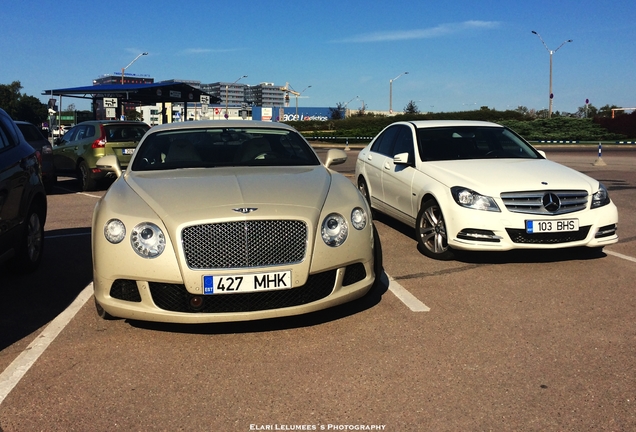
(10, 202), (44, 273)
(94, 297), (117, 320)
(372, 224), (383, 281)
(357, 177), (373, 213)
(416, 199), (455, 260)
(79, 161), (97, 191)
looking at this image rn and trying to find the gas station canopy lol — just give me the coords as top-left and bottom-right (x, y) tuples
(42, 82), (219, 105)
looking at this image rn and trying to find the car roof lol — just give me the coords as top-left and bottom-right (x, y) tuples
(74, 120), (149, 126)
(404, 120), (504, 129)
(147, 120), (298, 133)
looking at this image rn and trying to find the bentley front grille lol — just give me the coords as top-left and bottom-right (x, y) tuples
(500, 190), (588, 215)
(182, 220), (308, 269)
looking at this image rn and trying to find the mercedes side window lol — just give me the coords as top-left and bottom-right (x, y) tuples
(392, 126), (415, 163)
(371, 126), (400, 157)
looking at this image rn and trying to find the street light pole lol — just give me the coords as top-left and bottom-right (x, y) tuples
(532, 31), (572, 118)
(389, 72), (408, 114)
(121, 52), (148, 84)
(225, 75), (248, 119)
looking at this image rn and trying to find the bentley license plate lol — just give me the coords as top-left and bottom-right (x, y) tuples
(202, 270), (292, 295)
(525, 219), (579, 233)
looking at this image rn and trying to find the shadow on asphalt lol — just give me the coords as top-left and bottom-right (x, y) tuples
(0, 227), (93, 351)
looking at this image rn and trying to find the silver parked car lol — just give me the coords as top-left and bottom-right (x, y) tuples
(92, 120), (380, 323)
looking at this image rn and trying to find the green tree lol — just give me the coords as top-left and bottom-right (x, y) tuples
(404, 100), (420, 114)
(598, 104), (619, 118)
(125, 109), (142, 121)
(15, 95), (48, 125)
(329, 102), (345, 120)
(0, 81), (47, 125)
(575, 103), (598, 118)
(0, 81), (23, 117)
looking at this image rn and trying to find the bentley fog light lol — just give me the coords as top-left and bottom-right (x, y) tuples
(104, 219), (126, 244)
(321, 213), (348, 247)
(351, 207), (367, 230)
(591, 183), (610, 209)
(131, 222), (166, 258)
(451, 187), (500, 212)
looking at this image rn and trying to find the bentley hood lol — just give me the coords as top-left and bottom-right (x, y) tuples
(122, 166), (332, 224)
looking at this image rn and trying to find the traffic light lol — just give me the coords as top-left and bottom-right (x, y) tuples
(48, 98), (58, 113)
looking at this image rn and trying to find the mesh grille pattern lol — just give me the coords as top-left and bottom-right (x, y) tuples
(506, 226), (591, 244)
(500, 190), (588, 215)
(110, 279), (142, 302)
(149, 270), (336, 313)
(182, 220), (308, 269)
(342, 263), (366, 286)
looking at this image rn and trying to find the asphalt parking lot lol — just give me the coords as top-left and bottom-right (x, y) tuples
(1, 147), (635, 431)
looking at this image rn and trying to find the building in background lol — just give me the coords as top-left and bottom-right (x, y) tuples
(245, 83), (285, 107)
(88, 75), (302, 123)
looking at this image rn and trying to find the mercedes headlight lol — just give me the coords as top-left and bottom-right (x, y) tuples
(131, 222), (166, 258)
(451, 187), (500, 212)
(591, 183), (610, 209)
(321, 213), (348, 247)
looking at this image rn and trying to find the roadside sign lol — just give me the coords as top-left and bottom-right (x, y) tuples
(104, 98), (118, 108)
(201, 104), (208, 113)
(106, 108), (116, 118)
(200, 95), (210, 104)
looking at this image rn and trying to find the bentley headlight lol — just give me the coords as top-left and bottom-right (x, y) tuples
(351, 207), (367, 230)
(591, 183), (610, 209)
(104, 219), (126, 244)
(321, 213), (348, 247)
(131, 222), (166, 258)
(451, 187), (500, 212)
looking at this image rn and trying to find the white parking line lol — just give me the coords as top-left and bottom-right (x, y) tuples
(606, 250), (636, 263)
(0, 283), (93, 406)
(386, 273), (431, 312)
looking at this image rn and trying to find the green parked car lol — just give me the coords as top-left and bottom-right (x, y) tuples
(53, 120), (149, 190)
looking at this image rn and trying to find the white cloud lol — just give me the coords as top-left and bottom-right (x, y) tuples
(335, 20), (500, 43)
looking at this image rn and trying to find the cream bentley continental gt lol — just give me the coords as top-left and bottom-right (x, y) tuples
(355, 120), (618, 260)
(92, 121), (379, 323)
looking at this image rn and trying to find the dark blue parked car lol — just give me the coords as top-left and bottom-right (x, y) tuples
(0, 108), (47, 273)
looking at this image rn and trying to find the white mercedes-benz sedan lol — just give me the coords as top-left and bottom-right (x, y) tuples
(355, 120), (618, 260)
(92, 121), (379, 323)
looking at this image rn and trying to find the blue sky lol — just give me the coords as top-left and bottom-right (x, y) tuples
(2, 0), (635, 114)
